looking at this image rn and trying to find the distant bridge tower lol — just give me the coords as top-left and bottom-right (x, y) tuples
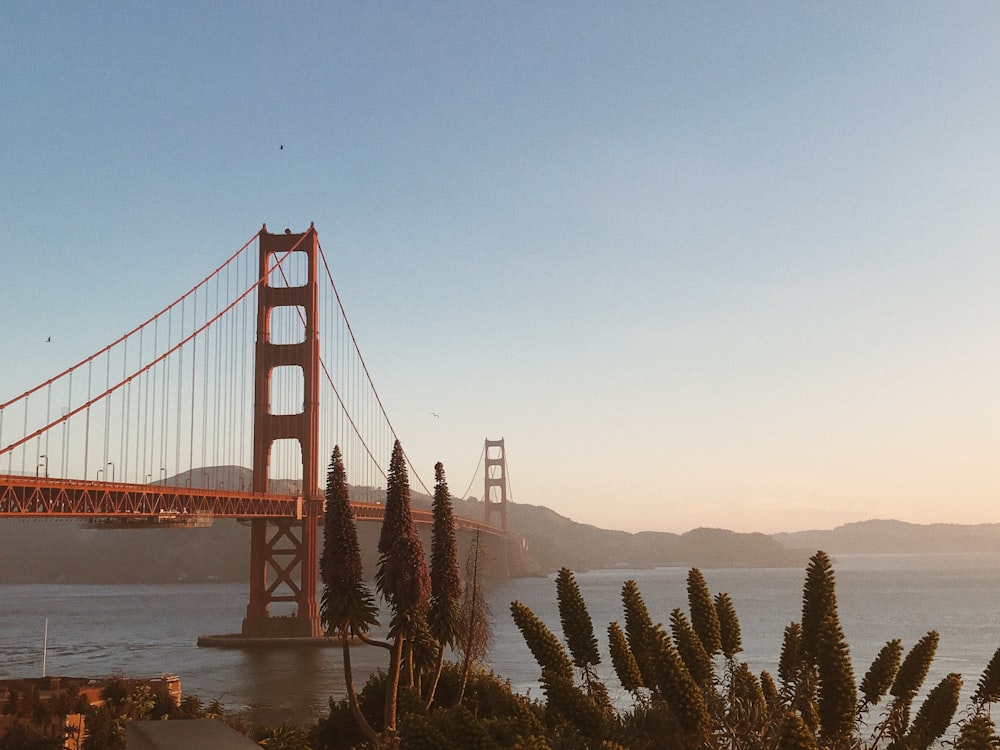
(483, 438), (508, 533)
(242, 225), (322, 638)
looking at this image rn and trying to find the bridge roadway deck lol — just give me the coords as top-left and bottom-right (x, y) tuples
(0, 474), (502, 534)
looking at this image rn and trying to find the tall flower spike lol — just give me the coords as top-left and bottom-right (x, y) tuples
(378, 440), (416, 556)
(428, 462), (462, 646)
(714, 592), (743, 658)
(777, 712), (820, 750)
(649, 630), (711, 744)
(383, 534), (431, 618)
(891, 631), (939, 700)
(556, 568), (601, 669)
(687, 568), (722, 655)
(539, 667), (608, 741)
(906, 673), (962, 750)
(860, 639), (902, 706)
(973, 646), (1000, 707)
(800, 551), (838, 666)
(510, 600), (574, 681)
(778, 622), (803, 687)
(731, 662), (767, 729)
(956, 714), (996, 750)
(815, 613), (856, 746)
(608, 622), (644, 693)
(761, 670), (781, 711)
(621, 579), (659, 689)
(319, 446), (378, 636)
(670, 607), (714, 685)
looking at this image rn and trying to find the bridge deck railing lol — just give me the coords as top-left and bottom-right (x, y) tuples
(0, 475), (504, 535)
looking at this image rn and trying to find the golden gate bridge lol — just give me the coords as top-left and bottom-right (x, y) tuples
(0, 225), (508, 638)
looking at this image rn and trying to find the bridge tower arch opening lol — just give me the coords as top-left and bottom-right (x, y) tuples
(483, 438), (508, 533)
(242, 225), (322, 638)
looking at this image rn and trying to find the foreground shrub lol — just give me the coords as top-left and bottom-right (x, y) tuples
(510, 555), (1000, 750)
(310, 663), (545, 750)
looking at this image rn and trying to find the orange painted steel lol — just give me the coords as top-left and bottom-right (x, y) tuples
(245, 225), (323, 637)
(0, 475), (299, 518)
(0, 475), (505, 537)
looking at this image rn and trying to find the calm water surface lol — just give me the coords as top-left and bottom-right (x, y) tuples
(2, 552), (1000, 728)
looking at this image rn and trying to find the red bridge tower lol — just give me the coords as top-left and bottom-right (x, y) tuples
(242, 225), (322, 637)
(483, 438), (508, 533)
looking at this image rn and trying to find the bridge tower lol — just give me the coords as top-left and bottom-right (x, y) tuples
(242, 225), (322, 638)
(483, 438), (508, 533)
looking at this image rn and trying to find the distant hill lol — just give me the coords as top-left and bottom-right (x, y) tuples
(772, 519), (1000, 554)
(451, 497), (809, 572)
(0, 468), (809, 582)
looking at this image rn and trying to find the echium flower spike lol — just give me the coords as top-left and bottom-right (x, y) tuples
(687, 568), (722, 655)
(608, 622), (644, 693)
(621, 579), (659, 689)
(778, 622), (803, 687)
(860, 639), (902, 706)
(319, 446), (378, 636)
(973, 646), (1000, 707)
(761, 670), (781, 711)
(906, 673), (962, 750)
(714, 592), (743, 658)
(428, 462), (462, 647)
(383, 535), (431, 634)
(670, 607), (714, 685)
(731, 662), (767, 725)
(378, 440), (415, 556)
(815, 613), (856, 747)
(891, 631), (939, 700)
(556, 568), (601, 669)
(648, 630), (712, 745)
(777, 712), (820, 750)
(800, 551), (839, 666)
(510, 600), (574, 681)
(539, 667), (608, 740)
(956, 714), (997, 750)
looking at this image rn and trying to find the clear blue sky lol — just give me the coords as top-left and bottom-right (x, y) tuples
(3, 3), (998, 533)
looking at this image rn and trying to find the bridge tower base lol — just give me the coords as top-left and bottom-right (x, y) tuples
(242, 225), (322, 638)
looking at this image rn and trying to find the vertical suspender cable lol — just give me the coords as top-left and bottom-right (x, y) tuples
(161, 312), (170, 479)
(44, 384), (51, 476)
(189, 287), (197, 485)
(63, 371), (72, 477)
(21, 395), (28, 475)
(175, 299), (184, 483)
(240, 251), (249, 476)
(121, 338), (129, 481)
(215, 272), (224, 472)
(104, 352), (111, 476)
(138, 328), (146, 482)
(84, 361), (92, 480)
(201, 281), (210, 475)
(232, 259), (239, 471)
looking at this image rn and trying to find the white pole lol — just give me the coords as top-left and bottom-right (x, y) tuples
(42, 618), (48, 678)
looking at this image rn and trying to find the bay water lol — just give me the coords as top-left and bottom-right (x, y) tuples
(2, 552), (999, 729)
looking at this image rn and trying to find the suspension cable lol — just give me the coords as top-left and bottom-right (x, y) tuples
(457, 440), (486, 500)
